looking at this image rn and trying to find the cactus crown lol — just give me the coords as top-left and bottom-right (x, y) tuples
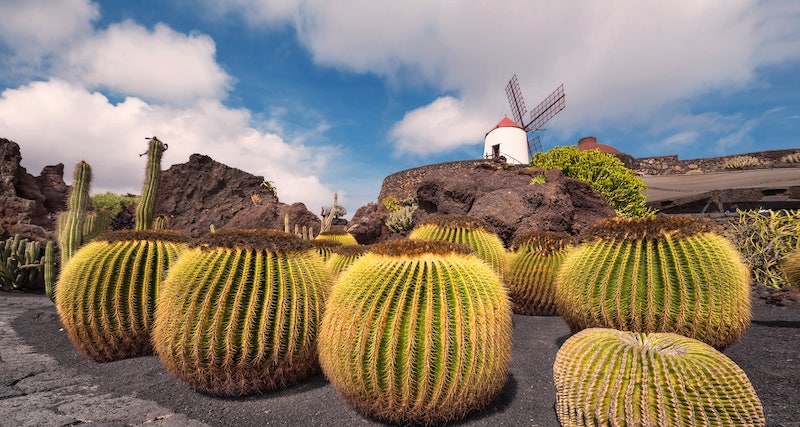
(582, 216), (716, 242)
(317, 230), (349, 236)
(193, 229), (311, 252)
(328, 244), (370, 257)
(510, 230), (575, 254)
(370, 239), (473, 257)
(96, 230), (190, 244)
(417, 214), (495, 233)
(309, 239), (343, 250)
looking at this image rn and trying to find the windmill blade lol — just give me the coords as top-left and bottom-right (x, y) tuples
(527, 83), (565, 133)
(505, 74), (527, 128)
(528, 133), (542, 154)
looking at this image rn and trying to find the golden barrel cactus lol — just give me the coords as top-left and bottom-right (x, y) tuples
(152, 229), (331, 396)
(554, 328), (765, 426)
(506, 231), (575, 316)
(315, 230), (358, 246)
(782, 249), (800, 288)
(325, 244), (370, 278)
(318, 240), (512, 425)
(408, 214), (508, 276)
(556, 216), (751, 350)
(55, 230), (190, 361)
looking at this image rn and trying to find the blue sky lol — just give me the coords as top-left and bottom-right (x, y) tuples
(1, 1), (798, 217)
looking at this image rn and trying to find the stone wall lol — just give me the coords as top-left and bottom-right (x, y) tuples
(634, 148), (799, 176)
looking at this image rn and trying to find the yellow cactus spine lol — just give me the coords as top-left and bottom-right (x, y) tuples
(325, 244), (370, 277)
(318, 239), (512, 425)
(554, 328), (765, 426)
(556, 216), (752, 350)
(506, 231), (575, 316)
(408, 214), (508, 276)
(55, 230), (190, 361)
(153, 229), (331, 396)
(315, 230), (358, 245)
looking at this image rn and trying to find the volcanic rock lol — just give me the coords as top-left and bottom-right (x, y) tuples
(350, 161), (615, 246)
(156, 154), (320, 237)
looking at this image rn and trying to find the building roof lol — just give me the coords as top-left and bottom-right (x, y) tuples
(577, 136), (620, 154)
(491, 116), (522, 130)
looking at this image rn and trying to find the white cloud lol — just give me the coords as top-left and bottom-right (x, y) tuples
(0, 0), (98, 59)
(0, 79), (337, 213)
(389, 96), (491, 156)
(59, 21), (232, 105)
(216, 0), (800, 155)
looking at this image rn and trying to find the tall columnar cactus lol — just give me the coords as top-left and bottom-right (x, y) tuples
(136, 136), (167, 230)
(553, 328), (765, 426)
(152, 229), (331, 396)
(556, 216), (751, 350)
(408, 214), (508, 276)
(314, 230), (358, 246)
(318, 240), (512, 425)
(325, 244), (370, 277)
(506, 231), (575, 316)
(55, 230), (190, 362)
(44, 241), (55, 301)
(58, 161), (92, 264)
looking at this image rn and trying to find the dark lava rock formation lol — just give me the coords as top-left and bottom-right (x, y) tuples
(349, 161), (616, 246)
(156, 154), (320, 237)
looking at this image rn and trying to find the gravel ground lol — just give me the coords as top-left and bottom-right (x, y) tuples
(2, 292), (799, 427)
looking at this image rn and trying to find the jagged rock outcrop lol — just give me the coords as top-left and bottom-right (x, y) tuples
(0, 138), (66, 243)
(349, 162), (615, 246)
(156, 154), (320, 237)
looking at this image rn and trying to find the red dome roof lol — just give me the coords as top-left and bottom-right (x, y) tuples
(486, 116), (522, 136)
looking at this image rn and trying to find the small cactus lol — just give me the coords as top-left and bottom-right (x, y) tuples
(554, 328), (765, 426)
(556, 216), (751, 350)
(506, 231), (575, 316)
(724, 155), (760, 170)
(318, 239), (512, 425)
(408, 214), (508, 276)
(55, 230), (190, 361)
(153, 229), (331, 396)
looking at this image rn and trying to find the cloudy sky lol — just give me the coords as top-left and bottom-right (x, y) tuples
(1, 1), (798, 216)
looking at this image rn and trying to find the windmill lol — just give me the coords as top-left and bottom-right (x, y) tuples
(505, 74), (565, 156)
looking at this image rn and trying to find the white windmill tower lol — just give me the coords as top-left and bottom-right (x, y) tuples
(483, 74), (566, 164)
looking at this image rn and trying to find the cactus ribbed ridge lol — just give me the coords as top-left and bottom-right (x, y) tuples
(325, 245), (370, 277)
(136, 137), (166, 230)
(556, 216), (751, 350)
(782, 250), (800, 288)
(310, 239), (343, 263)
(55, 230), (190, 361)
(408, 214), (508, 276)
(553, 328), (765, 426)
(507, 231), (575, 316)
(318, 239), (512, 425)
(153, 229), (330, 396)
(315, 230), (358, 246)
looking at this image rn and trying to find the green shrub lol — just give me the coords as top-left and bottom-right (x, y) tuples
(91, 192), (138, 218)
(529, 146), (655, 218)
(732, 209), (800, 288)
(385, 204), (417, 232)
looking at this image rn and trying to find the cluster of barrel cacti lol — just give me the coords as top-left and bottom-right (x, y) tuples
(0, 235), (53, 292)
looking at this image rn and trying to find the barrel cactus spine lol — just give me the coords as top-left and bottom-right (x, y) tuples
(136, 136), (167, 230)
(408, 214), (508, 277)
(315, 230), (358, 246)
(153, 229), (331, 396)
(555, 216), (751, 350)
(325, 244), (370, 277)
(554, 328), (765, 426)
(782, 249), (800, 288)
(318, 239), (512, 425)
(506, 231), (575, 316)
(310, 239), (343, 263)
(55, 230), (190, 362)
